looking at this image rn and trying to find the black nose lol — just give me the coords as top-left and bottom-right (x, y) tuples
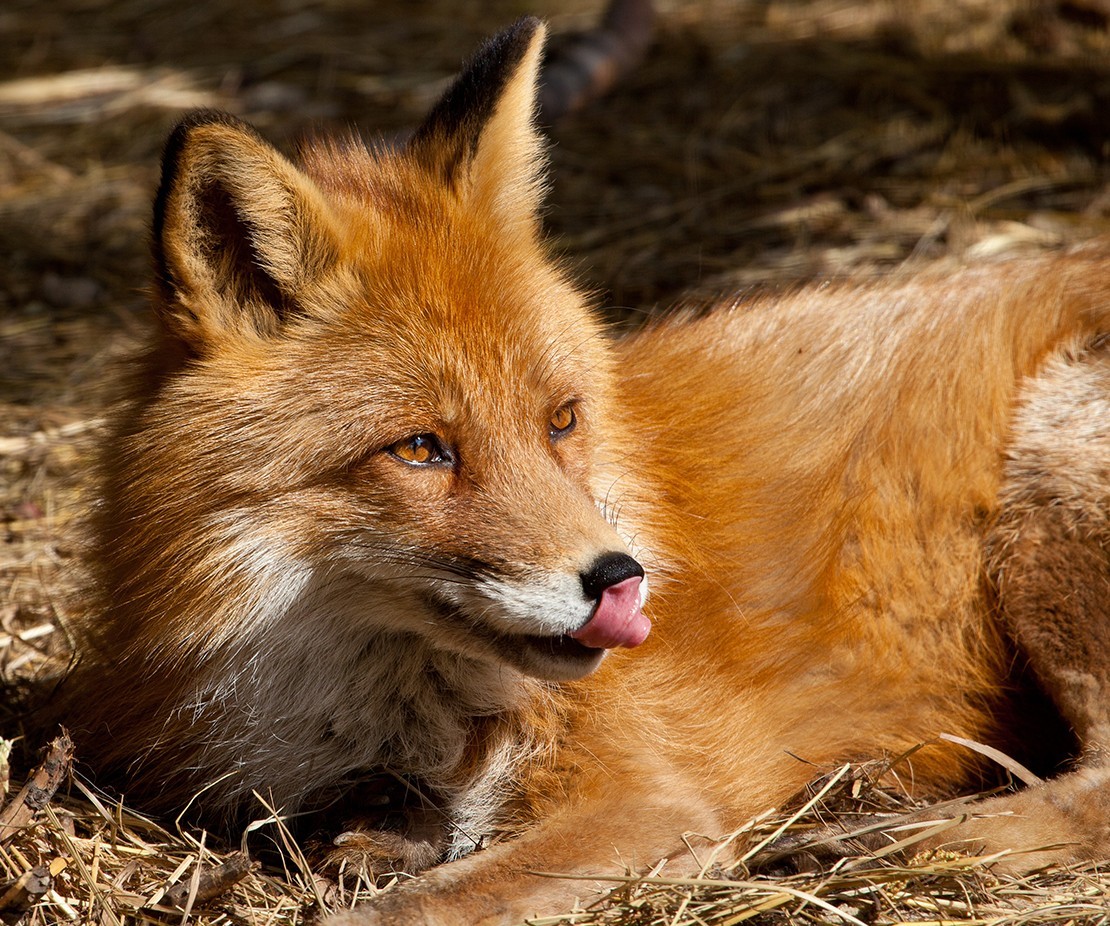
(580, 552), (644, 601)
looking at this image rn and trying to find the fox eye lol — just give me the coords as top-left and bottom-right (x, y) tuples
(549, 403), (576, 440)
(388, 433), (452, 466)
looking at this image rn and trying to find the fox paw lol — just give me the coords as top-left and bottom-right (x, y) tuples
(319, 819), (445, 883)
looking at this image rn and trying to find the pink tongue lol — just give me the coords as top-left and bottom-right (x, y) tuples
(569, 576), (650, 650)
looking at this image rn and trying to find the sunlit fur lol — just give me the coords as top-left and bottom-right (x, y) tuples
(63, 18), (1109, 926)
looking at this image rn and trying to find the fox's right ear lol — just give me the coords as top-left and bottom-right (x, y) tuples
(152, 111), (340, 353)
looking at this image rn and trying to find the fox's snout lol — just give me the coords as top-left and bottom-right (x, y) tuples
(573, 552), (649, 650)
(430, 543), (650, 681)
(579, 551), (645, 601)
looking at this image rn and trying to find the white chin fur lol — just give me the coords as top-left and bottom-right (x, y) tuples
(456, 572), (595, 636)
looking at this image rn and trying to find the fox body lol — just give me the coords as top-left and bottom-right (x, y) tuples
(64, 18), (1110, 925)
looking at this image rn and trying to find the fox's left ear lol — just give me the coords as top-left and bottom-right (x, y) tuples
(408, 17), (547, 234)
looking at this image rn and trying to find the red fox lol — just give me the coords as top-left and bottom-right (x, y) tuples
(63, 16), (1109, 926)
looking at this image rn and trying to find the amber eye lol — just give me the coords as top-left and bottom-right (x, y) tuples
(388, 433), (452, 466)
(549, 403), (576, 439)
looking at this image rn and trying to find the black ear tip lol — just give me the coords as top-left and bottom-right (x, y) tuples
(478, 15), (546, 72)
(496, 16), (547, 66)
(506, 14), (544, 44)
(408, 17), (546, 169)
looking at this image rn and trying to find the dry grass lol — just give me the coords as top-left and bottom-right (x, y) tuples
(3, 746), (1108, 924)
(3, 0), (1110, 922)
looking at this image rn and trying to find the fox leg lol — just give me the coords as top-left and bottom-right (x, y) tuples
(989, 347), (1110, 752)
(321, 795), (446, 882)
(863, 349), (1110, 872)
(759, 348), (1110, 875)
(324, 782), (723, 926)
(945, 347), (1110, 871)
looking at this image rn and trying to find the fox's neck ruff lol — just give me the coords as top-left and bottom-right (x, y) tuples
(157, 569), (554, 835)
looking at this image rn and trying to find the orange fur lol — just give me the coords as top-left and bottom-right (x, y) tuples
(63, 18), (1109, 925)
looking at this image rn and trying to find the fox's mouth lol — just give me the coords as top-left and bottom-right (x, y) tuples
(420, 593), (606, 680)
(519, 631), (600, 661)
(475, 621), (609, 681)
(500, 630), (608, 680)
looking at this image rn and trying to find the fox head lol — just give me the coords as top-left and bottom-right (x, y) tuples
(105, 18), (649, 684)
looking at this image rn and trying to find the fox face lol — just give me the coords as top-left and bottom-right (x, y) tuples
(118, 22), (649, 685)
